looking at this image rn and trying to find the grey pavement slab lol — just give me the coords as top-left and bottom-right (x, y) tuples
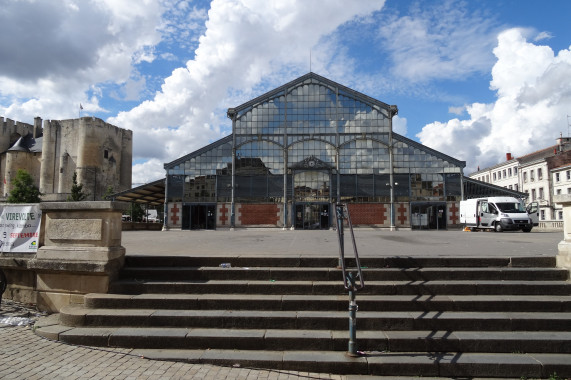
(437, 352), (543, 378)
(366, 352), (440, 376)
(282, 351), (368, 374)
(121, 229), (562, 257)
(201, 348), (285, 369)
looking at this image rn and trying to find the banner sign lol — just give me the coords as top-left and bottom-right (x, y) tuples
(0, 205), (42, 253)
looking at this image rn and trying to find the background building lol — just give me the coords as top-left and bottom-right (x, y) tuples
(469, 136), (571, 226)
(163, 73), (520, 231)
(0, 116), (132, 201)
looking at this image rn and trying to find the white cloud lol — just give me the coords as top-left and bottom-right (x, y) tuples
(160, 52), (179, 61)
(393, 115), (407, 136)
(109, 0), (386, 184)
(448, 106), (466, 115)
(377, 1), (500, 82)
(417, 28), (571, 174)
(132, 158), (166, 185)
(534, 31), (553, 42)
(0, 0), (163, 120)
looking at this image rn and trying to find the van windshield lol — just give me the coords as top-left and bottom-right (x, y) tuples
(496, 202), (525, 213)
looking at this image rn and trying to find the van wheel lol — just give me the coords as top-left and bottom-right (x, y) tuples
(494, 223), (503, 232)
(522, 228), (532, 232)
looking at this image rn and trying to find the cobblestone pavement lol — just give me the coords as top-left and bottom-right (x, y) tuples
(0, 300), (343, 380)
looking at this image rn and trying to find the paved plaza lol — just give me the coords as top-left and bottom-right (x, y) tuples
(1, 299), (345, 380)
(121, 228), (563, 258)
(1, 228), (565, 379)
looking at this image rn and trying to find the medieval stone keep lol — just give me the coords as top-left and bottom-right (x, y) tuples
(0, 116), (132, 201)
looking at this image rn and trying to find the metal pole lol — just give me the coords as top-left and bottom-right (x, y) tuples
(388, 105), (398, 231)
(347, 272), (358, 356)
(163, 174), (169, 230)
(335, 203), (364, 357)
(336, 204), (344, 268)
(227, 109), (237, 230)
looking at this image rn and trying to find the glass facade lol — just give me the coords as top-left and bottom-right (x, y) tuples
(165, 73), (466, 229)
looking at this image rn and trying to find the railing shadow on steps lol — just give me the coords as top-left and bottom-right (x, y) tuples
(334, 203), (365, 357)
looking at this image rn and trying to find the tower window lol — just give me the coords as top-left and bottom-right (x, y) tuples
(104, 150), (108, 159)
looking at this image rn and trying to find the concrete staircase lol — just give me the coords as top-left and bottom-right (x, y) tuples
(35, 255), (571, 378)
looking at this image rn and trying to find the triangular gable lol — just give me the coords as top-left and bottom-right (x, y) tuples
(229, 72), (396, 117)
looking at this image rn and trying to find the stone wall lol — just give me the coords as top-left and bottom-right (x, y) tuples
(40, 117), (132, 201)
(0, 116), (37, 152)
(121, 222), (162, 231)
(0, 116), (132, 202)
(0, 201), (128, 312)
(236, 204), (281, 226)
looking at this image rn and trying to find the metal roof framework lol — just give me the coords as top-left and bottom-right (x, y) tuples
(111, 178), (165, 206)
(463, 176), (527, 200)
(164, 73), (466, 171)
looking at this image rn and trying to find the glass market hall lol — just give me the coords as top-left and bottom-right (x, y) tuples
(164, 73), (466, 231)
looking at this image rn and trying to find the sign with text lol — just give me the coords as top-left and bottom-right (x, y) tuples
(0, 205), (42, 253)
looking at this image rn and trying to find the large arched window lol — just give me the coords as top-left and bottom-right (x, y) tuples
(233, 140), (284, 202)
(235, 94), (286, 136)
(286, 83), (337, 135)
(339, 139), (389, 174)
(288, 139), (336, 167)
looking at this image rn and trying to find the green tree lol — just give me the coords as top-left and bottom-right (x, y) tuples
(128, 202), (145, 222)
(67, 172), (88, 201)
(7, 169), (42, 203)
(103, 185), (114, 200)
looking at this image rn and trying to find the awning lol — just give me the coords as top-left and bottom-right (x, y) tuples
(112, 178), (165, 206)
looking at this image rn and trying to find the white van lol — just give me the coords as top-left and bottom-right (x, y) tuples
(143, 209), (160, 223)
(526, 201), (540, 226)
(460, 197), (533, 232)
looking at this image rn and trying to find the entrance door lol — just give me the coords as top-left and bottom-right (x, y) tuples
(182, 205), (191, 230)
(411, 202), (447, 230)
(295, 204), (330, 230)
(183, 204), (216, 230)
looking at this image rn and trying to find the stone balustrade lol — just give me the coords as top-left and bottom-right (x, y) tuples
(554, 194), (571, 273)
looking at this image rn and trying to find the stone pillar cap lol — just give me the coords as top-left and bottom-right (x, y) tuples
(40, 201), (129, 212)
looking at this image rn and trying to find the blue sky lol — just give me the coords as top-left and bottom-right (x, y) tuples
(1, 0), (570, 185)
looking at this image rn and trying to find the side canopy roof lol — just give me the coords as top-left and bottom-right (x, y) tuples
(112, 178), (165, 206)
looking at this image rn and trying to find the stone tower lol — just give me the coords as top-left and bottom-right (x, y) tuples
(0, 115), (132, 201)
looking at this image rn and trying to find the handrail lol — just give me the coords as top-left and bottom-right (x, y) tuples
(335, 203), (364, 291)
(335, 203), (364, 357)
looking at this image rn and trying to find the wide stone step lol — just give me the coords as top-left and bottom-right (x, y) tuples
(84, 293), (571, 313)
(119, 266), (569, 282)
(123, 255), (557, 269)
(40, 326), (571, 354)
(110, 279), (571, 296)
(59, 307), (571, 331)
(33, 251), (571, 378)
(85, 347), (571, 378)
